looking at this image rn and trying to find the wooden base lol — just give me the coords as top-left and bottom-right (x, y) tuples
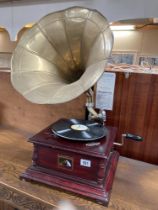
(21, 150), (119, 206)
(20, 123), (119, 206)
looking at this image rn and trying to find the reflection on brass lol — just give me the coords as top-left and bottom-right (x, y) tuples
(11, 7), (113, 104)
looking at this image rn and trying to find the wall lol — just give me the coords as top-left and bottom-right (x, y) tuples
(0, 29), (16, 52)
(113, 30), (158, 57)
(1, 0), (158, 40)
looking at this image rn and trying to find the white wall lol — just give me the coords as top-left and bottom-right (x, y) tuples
(113, 30), (158, 56)
(0, 0), (158, 40)
(0, 30), (16, 52)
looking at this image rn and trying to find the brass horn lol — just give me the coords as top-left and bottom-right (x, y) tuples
(11, 7), (113, 104)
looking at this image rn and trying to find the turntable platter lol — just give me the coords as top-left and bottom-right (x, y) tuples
(51, 119), (107, 141)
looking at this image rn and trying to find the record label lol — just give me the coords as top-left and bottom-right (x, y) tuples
(71, 124), (88, 131)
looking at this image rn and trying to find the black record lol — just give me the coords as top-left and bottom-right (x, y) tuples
(51, 118), (107, 141)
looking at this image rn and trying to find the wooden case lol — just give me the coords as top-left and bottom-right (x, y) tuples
(21, 121), (119, 206)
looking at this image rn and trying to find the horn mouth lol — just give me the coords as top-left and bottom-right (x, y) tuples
(11, 7), (113, 104)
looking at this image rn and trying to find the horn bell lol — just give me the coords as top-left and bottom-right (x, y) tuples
(11, 7), (113, 104)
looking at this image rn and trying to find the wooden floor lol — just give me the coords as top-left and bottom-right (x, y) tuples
(0, 126), (158, 210)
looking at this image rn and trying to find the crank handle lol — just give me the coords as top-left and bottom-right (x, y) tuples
(114, 133), (143, 146)
(125, 133), (143, 141)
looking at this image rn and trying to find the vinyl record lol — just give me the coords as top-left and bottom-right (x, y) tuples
(51, 118), (107, 141)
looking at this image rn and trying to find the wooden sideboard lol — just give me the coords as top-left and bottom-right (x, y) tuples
(107, 72), (158, 164)
(0, 126), (158, 210)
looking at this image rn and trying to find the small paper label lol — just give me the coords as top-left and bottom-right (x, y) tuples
(96, 72), (116, 110)
(80, 159), (91, 167)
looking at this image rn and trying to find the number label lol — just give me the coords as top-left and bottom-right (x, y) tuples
(80, 159), (91, 167)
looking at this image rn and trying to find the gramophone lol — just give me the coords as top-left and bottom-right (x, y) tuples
(11, 7), (143, 206)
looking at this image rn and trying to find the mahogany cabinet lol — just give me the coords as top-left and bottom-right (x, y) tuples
(106, 72), (158, 164)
